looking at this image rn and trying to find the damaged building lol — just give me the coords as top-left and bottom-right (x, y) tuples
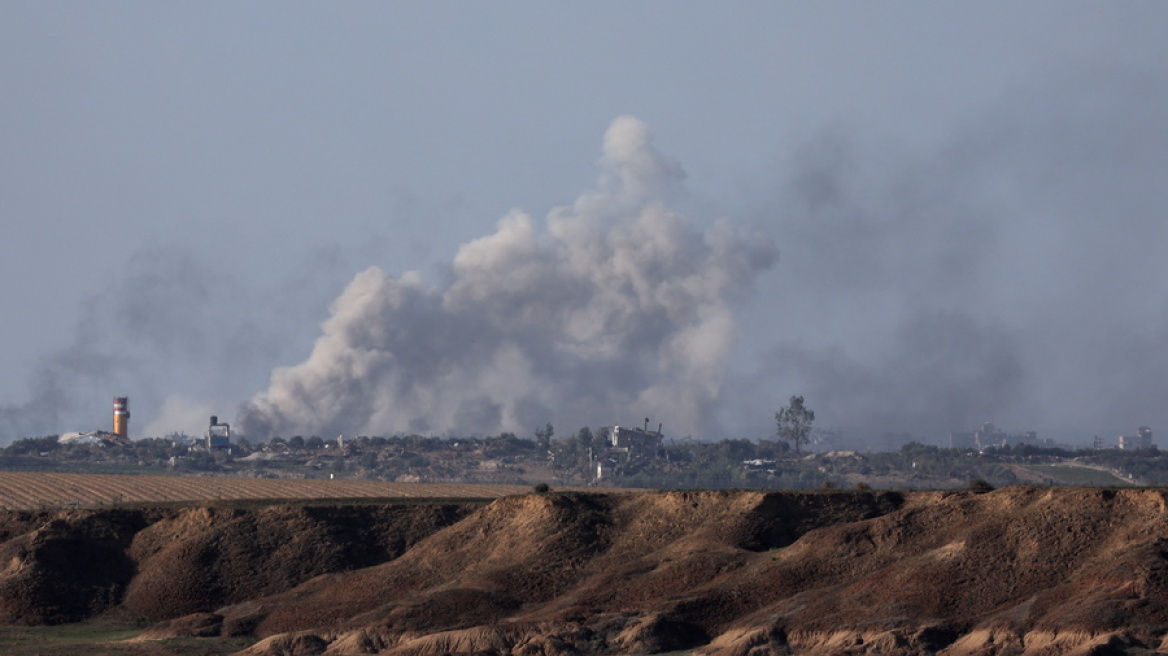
(594, 419), (665, 480)
(950, 422), (1042, 451)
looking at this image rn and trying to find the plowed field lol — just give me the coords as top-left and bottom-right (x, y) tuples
(0, 472), (533, 509)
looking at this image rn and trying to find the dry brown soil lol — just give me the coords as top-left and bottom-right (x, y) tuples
(4, 486), (1168, 655)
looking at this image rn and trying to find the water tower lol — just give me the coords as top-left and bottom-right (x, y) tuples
(113, 397), (130, 439)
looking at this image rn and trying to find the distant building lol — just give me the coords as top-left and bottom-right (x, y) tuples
(610, 420), (664, 456)
(950, 422), (1041, 450)
(594, 458), (616, 480)
(59, 396), (133, 447)
(1118, 426), (1153, 451)
(592, 419), (665, 480)
(206, 416), (231, 450)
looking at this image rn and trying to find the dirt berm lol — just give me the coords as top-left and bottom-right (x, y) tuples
(0, 502), (477, 625)
(6, 488), (1168, 655)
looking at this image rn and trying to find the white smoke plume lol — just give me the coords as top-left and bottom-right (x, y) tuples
(238, 117), (777, 440)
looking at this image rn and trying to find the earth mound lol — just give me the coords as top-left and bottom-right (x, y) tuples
(4, 487), (1168, 655)
(216, 488), (1168, 656)
(124, 503), (473, 620)
(0, 502), (476, 626)
(0, 508), (153, 624)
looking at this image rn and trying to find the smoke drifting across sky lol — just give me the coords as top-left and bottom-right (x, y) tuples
(238, 117), (777, 440)
(727, 68), (1168, 446)
(3, 67), (1165, 448)
(0, 245), (356, 442)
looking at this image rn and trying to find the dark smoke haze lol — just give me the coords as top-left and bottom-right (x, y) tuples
(727, 68), (1168, 447)
(0, 246), (355, 442)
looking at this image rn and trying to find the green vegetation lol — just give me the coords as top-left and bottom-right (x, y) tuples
(107, 495), (495, 512)
(968, 478), (994, 493)
(0, 612), (254, 656)
(1029, 464), (1133, 487)
(775, 396), (815, 455)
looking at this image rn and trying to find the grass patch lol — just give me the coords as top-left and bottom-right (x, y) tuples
(0, 623), (141, 647)
(1027, 464), (1133, 487)
(0, 621), (255, 656)
(105, 495), (496, 512)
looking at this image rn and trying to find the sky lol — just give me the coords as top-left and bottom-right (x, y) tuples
(2, 3), (1167, 448)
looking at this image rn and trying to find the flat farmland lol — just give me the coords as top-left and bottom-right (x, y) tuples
(0, 472), (539, 510)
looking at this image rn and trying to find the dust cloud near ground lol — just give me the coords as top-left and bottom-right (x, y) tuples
(237, 116), (777, 442)
(4, 487), (1168, 655)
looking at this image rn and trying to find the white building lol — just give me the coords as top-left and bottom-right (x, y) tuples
(1118, 426), (1153, 450)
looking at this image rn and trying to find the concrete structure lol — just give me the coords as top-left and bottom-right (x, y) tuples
(1118, 426), (1153, 451)
(113, 396), (130, 439)
(591, 419), (665, 480)
(206, 415), (231, 449)
(610, 419), (664, 455)
(59, 396), (133, 446)
(950, 422), (1040, 450)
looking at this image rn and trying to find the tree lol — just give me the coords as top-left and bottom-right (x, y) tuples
(534, 422), (554, 453)
(575, 426), (594, 452)
(4, 435), (60, 456)
(776, 395), (815, 455)
(484, 433), (534, 457)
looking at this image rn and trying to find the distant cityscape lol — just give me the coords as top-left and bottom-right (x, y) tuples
(949, 422), (1153, 452)
(1, 399), (1166, 492)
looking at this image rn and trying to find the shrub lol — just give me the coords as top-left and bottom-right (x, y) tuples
(533, 483), (551, 494)
(968, 478), (995, 493)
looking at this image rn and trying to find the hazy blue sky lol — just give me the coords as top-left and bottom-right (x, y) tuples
(2, 3), (1166, 446)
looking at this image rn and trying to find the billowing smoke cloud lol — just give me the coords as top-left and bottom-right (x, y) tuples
(13, 67), (1159, 451)
(238, 117), (777, 440)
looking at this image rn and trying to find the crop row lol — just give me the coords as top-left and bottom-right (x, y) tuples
(0, 472), (534, 510)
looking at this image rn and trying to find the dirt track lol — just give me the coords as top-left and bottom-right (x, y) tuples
(4, 486), (1168, 655)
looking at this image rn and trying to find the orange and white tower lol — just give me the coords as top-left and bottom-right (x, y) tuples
(113, 396), (130, 439)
